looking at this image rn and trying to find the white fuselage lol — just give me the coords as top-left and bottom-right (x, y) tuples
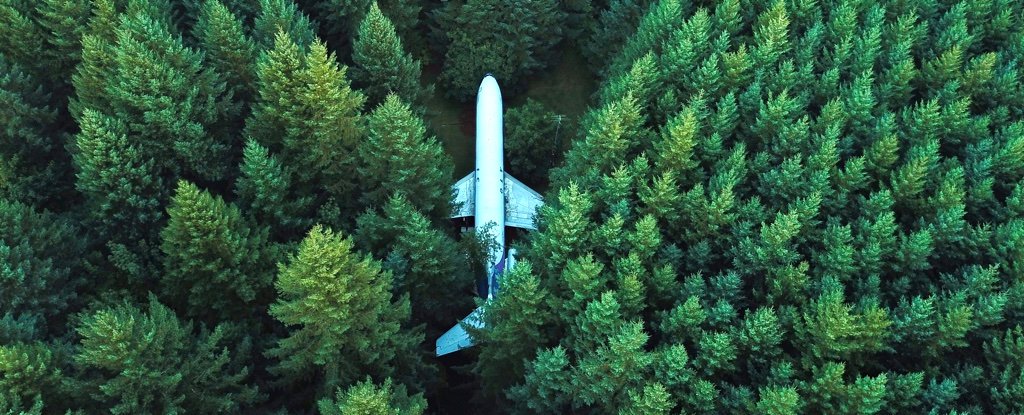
(475, 75), (505, 297)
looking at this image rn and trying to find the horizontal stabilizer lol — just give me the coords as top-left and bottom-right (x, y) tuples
(504, 173), (543, 230)
(435, 307), (485, 356)
(450, 172), (476, 218)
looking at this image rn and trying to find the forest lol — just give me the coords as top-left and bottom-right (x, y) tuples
(2, 0), (1024, 413)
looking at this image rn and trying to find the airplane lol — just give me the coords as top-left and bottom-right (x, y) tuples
(435, 75), (544, 356)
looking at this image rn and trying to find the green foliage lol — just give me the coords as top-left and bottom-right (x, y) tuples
(0, 58), (76, 209)
(472, 261), (552, 399)
(505, 99), (565, 186)
(253, 0), (316, 50)
(160, 181), (275, 323)
(437, 0), (565, 101)
(74, 296), (258, 414)
(0, 342), (64, 404)
(194, 0), (257, 112)
(0, 199), (84, 331)
(73, 109), (165, 286)
(351, 2), (424, 108)
(355, 195), (472, 332)
(267, 225), (424, 393)
(356, 95), (452, 222)
(235, 139), (314, 240)
(7, 0), (1024, 411)
(74, 7), (234, 182)
(245, 33), (366, 223)
(318, 377), (426, 415)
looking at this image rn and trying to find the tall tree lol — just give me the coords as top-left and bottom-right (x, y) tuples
(357, 94), (451, 221)
(0, 58), (76, 209)
(74, 296), (259, 414)
(194, 0), (258, 117)
(267, 225), (425, 394)
(75, 7), (235, 182)
(351, 2), (424, 108)
(72, 109), (166, 287)
(355, 195), (473, 333)
(0, 199), (84, 334)
(246, 33), (366, 225)
(438, 0), (565, 101)
(160, 181), (275, 324)
(318, 378), (427, 415)
(505, 99), (566, 186)
(235, 139), (314, 240)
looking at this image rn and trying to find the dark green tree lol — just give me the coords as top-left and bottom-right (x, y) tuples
(0, 58), (76, 209)
(160, 181), (275, 323)
(355, 195), (472, 333)
(74, 296), (259, 414)
(72, 109), (166, 287)
(438, 0), (565, 101)
(357, 94), (452, 221)
(505, 99), (565, 187)
(194, 0), (257, 114)
(351, 2), (425, 108)
(235, 139), (315, 240)
(0, 199), (84, 333)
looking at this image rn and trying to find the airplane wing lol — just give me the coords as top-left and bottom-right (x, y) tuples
(450, 171), (475, 218)
(504, 173), (543, 230)
(436, 306), (484, 356)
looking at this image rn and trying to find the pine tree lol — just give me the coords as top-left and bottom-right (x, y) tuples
(438, 0), (565, 101)
(74, 296), (258, 414)
(253, 0), (317, 50)
(505, 99), (565, 186)
(472, 261), (553, 399)
(91, 7), (234, 182)
(160, 181), (275, 323)
(354, 195), (472, 332)
(0, 58), (76, 209)
(0, 342), (65, 406)
(235, 139), (314, 240)
(267, 225), (424, 393)
(195, 0), (257, 114)
(72, 109), (166, 285)
(357, 94), (451, 221)
(318, 377), (427, 415)
(351, 2), (424, 108)
(581, 0), (650, 73)
(0, 199), (84, 333)
(246, 33), (366, 221)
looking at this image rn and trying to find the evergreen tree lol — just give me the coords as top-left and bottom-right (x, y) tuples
(72, 109), (166, 286)
(194, 0), (257, 114)
(246, 33), (366, 224)
(318, 377), (427, 415)
(160, 181), (275, 323)
(357, 94), (452, 221)
(505, 99), (565, 187)
(235, 139), (315, 240)
(253, 0), (317, 50)
(351, 2), (424, 108)
(75, 6), (235, 182)
(0, 58), (76, 209)
(354, 195), (472, 333)
(438, 0), (565, 101)
(74, 296), (259, 414)
(0, 199), (84, 333)
(472, 261), (552, 399)
(267, 225), (424, 393)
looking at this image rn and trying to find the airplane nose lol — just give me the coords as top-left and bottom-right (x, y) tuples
(484, 72), (493, 77)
